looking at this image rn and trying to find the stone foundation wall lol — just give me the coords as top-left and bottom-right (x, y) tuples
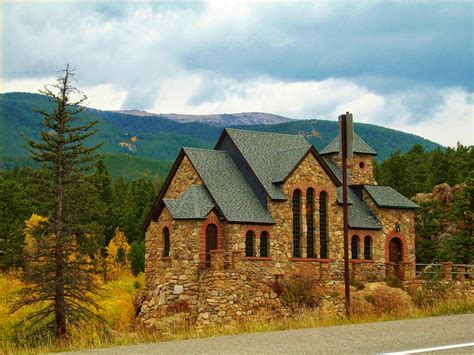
(196, 267), (283, 326)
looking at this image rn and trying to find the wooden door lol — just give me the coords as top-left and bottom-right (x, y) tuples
(389, 238), (402, 263)
(205, 224), (218, 267)
(389, 237), (403, 279)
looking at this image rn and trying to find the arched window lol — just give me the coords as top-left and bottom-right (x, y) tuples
(205, 224), (218, 267)
(163, 227), (170, 257)
(260, 231), (269, 257)
(306, 188), (315, 258)
(351, 235), (359, 259)
(245, 231), (255, 257)
(319, 191), (328, 258)
(364, 236), (372, 260)
(292, 189), (302, 258)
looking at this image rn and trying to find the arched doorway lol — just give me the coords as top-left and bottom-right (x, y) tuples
(205, 224), (218, 267)
(389, 237), (403, 279)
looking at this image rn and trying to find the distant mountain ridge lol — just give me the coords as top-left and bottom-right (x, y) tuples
(0, 92), (442, 180)
(114, 110), (291, 126)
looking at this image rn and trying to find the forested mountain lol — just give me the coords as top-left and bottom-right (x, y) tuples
(1, 92), (441, 179)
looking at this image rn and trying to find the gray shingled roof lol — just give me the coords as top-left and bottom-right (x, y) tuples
(225, 129), (311, 200)
(320, 132), (377, 156)
(184, 148), (274, 224)
(364, 185), (419, 209)
(323, 157), (343, 183)
(336, 186), (354, 205)
(163, 185), (214, 219)
(337, 188), (382, 229)
(272, 146), (311, 183)
(347, 189), (382, 229)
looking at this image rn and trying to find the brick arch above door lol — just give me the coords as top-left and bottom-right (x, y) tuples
(385, 230), (408, 263)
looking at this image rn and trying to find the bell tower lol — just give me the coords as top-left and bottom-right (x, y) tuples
(320, 132), (377, 185)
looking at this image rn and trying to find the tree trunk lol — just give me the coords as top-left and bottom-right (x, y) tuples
(55, 80), (67, 339)
(53, 176), (66, 338)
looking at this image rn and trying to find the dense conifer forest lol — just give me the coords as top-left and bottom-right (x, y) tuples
(0, 92), (472, 271)
(1, 92), (441, 180)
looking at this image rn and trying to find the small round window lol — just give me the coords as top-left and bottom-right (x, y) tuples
(359, 161), (365, 169)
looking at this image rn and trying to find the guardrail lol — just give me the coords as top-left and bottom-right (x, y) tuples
(415, 263), (472, 280)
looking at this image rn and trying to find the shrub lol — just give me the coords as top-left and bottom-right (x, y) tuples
(271, 280), (285, 297)
(368, 287), (413, 314)
(281, 270), (322, 308)
(350, 278), (365, 290)
(385, 274), (404, 289)
(408, 268), (450, 307)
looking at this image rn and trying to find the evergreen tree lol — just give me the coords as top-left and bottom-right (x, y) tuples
(11, 65), (103, 339)
(129, 240), (145, 275)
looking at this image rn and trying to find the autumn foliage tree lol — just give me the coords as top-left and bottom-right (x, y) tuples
(106, 228), (132, 280)
(11, 65), (103, 339)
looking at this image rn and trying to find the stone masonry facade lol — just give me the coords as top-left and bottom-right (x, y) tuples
(140, 129), (418, 327)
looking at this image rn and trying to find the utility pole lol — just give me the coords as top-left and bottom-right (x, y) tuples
(339, 112), (353, 319)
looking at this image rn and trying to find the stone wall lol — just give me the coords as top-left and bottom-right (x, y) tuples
(363, 190), (416, 279)
(142, 207), (203, 327)
(326, 153), (376, 185)
(165, 155), (204, 199)
(142, 149), (417, 327)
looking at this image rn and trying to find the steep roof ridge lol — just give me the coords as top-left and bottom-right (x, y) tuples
(320, 132), (377, 156)
(223, 128), (311, 200)
(163, 185), (215, 220)
(183, 147), (274, 224)
(271, 146), (312, 183)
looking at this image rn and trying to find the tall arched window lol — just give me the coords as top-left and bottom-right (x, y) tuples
(260, 231), (269, 257)
(319, 191), (328, 258)
(205, 224), (218, 267)
(364, 236), (372, 260)
(351, 235), (359, 259)
(163, 227), (170, 257)
(306, 188), (315, 258)
(245, 231), (255, 257)
(292, 189), (302, 258)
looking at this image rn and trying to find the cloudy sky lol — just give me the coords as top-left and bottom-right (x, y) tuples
(1, 1), (473, 146)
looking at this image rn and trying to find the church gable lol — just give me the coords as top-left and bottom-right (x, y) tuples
(283, 150), (339, 195)
(164, 155), (205, 200)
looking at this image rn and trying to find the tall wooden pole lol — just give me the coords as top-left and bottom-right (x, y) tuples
(340, 113), (351, 318)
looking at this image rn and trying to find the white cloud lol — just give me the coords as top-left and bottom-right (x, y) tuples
(1, 77), (128, 111)
(82, 84), (128, 111)
(2, 2), (473, 148)
(150, 74), (473, 147)
(0, 76), (55, 93)
(391, 89), (474, 147)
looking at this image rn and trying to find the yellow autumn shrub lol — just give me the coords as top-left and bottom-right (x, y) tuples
(106, 228), (132, 280)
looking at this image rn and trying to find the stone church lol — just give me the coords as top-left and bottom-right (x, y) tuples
(140, 128), (419, 325)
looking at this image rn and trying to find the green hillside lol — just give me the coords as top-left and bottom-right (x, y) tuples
(0, 92), (442, 179)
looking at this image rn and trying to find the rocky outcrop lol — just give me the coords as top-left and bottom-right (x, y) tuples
(432, 183), (453, 205)
(413, 182), (465, 206)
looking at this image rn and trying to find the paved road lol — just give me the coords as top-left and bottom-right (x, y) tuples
(73, 314), (474, 354)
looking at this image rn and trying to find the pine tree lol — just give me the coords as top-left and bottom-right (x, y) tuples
(11, 65), (103, 339)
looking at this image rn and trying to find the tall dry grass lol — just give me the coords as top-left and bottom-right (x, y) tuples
(1, 272), (473, 354)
